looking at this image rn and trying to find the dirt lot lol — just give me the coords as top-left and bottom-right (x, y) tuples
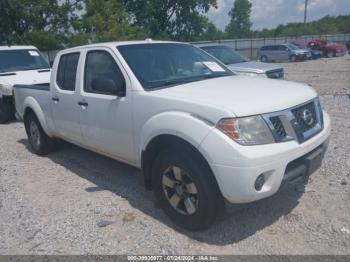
(0, 55), (350, 255)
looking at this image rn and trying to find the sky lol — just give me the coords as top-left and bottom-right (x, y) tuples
(207, 0), (350, 30)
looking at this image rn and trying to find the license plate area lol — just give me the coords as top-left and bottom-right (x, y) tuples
(283, 142), (327, 183)
(305, 146), (325, 175)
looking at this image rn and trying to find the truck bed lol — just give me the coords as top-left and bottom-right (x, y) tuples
(14, 83), (50, 91)
(13, 84), (51, 121)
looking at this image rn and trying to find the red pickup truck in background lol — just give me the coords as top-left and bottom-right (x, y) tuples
(307, 39), (347, 57)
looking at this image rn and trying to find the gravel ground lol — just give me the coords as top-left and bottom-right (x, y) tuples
(0, 55), (350, 255)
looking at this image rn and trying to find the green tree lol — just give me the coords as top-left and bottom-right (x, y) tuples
(122, 0), (217, 41)
(252, 15), (350, 38)
(0, 0), (81, 49)
(71, 0), (142, 45)
(198, 20), (225, 41)
(225, 0), (252, 38)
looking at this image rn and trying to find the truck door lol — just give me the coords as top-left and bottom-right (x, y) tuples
(78, 48), (135, 164)
(51, 52), (84, 144)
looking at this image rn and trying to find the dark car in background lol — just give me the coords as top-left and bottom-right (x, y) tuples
(199, 45), (284, 79)
(291, 39), (322, 59)
(308, 39), (347, 57)
(346, 41), (350, 54)
(258, 44), (311, 62)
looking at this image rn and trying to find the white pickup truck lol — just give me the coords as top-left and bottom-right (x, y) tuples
(0, 46), (50, 123)
(14, 41), (330, 230)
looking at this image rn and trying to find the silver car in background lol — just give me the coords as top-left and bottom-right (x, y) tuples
(258, 44), (312, 62)
(200, 45), (284, 79)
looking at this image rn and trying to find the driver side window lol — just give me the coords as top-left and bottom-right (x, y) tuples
(84, 50), (125, 94)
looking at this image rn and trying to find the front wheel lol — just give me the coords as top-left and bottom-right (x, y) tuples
(152, 146), (224, 231)
(24, 113), (56, 155)
(290, 55), (297, 62)
(0, 99), (14, 124)
(260, 55), (268, 63)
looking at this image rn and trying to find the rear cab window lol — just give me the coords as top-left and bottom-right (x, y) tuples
(56, 53), (80, 91)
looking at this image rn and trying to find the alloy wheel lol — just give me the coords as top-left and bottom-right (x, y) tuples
(162, 166), (199, 215)
(30, 121), (41, 149)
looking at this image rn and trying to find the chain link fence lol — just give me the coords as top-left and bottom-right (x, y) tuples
(40, 33), (350, 64)
(192, 33), (350, 60)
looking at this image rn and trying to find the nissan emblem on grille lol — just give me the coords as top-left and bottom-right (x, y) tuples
(302, 109), (314, 126)
(264, 99), (324, 144)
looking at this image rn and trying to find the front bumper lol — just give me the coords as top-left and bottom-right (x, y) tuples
(296, 53), (311, 60)
(199, 111), (331, 203)
(335, 50), (347, 57)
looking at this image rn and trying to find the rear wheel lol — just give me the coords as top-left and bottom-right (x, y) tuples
(152, 146), (224, 231)
(260, 55), (268, 63)
(24, 113), (56, 155)
(326, 51), (334, 58)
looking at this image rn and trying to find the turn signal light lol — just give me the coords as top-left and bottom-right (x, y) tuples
(217, 119), (240, 140)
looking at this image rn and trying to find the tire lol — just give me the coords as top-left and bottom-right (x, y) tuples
(24, 112), (56, 155)
(326, 52), (333, 58)
(260, 55), (268, 63)
(290, 55), (297, 62)
(0, 99), (14, 124)
(152, 145), (224, 231)
(332, 51), (337, 57)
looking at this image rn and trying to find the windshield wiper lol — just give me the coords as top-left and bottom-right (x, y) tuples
(0, 72), (16, 76)
(201, 73), (230, 79)
(148, 77), (203, 89)
(147, 73), (231, 90)
(37, 69), (51, 73)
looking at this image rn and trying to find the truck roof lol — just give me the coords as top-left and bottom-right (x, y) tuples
(61, 40), (186, 52)
(0, 45), (38, 51)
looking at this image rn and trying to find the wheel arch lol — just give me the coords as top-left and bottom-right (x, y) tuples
(141, 134), (218, 191)
(23, 97), (51, 136)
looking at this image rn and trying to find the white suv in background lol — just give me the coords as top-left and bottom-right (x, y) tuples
(0, 46), (50, 123)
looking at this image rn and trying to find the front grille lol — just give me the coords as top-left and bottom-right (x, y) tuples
(264, 99), (323, 144)
(266, 69), (284, 79)
(291, 101), (317, 133)
(270, 116), (287, 140)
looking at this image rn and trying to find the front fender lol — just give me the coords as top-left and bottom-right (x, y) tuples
(23, 96), (52, 136)
(138, 111), (216, 165)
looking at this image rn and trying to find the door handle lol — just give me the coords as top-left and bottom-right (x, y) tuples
(78, 101), (88, 107)
(52, 97), (59, 102)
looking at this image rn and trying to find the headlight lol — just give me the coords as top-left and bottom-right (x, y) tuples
(0, 83), (13, 96)
(217, 116), (275, 145)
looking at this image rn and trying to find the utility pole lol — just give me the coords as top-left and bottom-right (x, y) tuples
(304, 0), (309, 24)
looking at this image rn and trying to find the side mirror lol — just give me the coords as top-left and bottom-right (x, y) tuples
(91, 78), (126, 97)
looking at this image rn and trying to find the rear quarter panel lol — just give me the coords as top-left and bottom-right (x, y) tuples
(14, 86), (55, 136)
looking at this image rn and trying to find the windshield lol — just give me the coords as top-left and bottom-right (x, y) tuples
(117, 43), (233, 90)
(286, 44), (300, 50)
(292, 41), (306, 48)
(201, 46), (248, 65)
(0, 49), (49, 73)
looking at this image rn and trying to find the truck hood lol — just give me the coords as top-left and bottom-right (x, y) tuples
(227, 61), (282, 74)
(152, 76), (317, 117)
(0, 69), (51, 86)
